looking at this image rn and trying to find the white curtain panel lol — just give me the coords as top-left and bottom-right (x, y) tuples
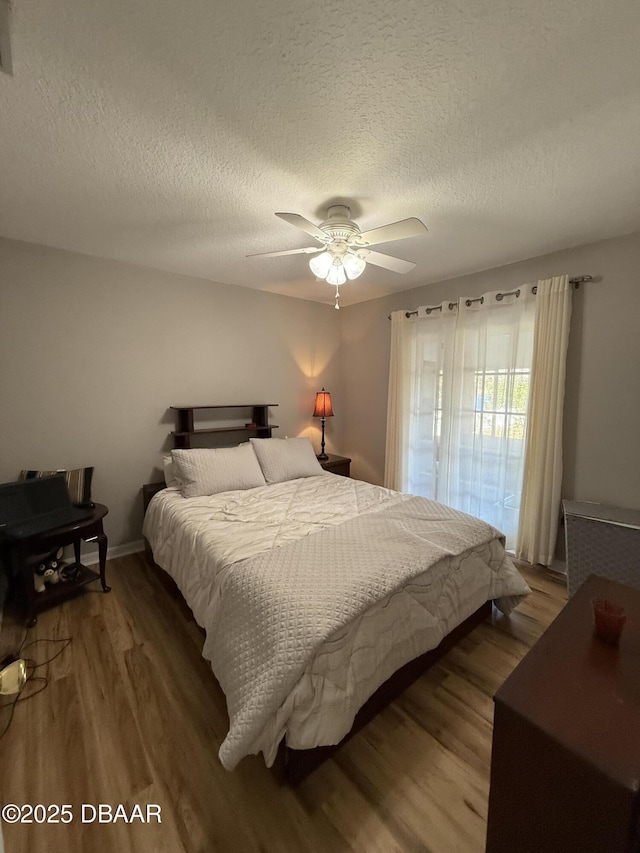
(516, 275), (572, 565)
(384, 303), (458, 492)
(384, 310), (415, 491)
(405, 302), (458, 498)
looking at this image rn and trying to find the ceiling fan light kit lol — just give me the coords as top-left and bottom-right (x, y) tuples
(249, 204), (427, 309)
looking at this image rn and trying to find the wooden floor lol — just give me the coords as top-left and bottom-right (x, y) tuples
(0, 554), (567, 853)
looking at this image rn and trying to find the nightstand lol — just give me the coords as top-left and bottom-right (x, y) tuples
(319, 454), (351, 477)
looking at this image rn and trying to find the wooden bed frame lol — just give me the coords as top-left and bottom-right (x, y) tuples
(142, 479), (493, 785)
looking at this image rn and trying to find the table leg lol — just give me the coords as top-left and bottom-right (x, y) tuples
(12, 547), (37, 627)
(97, 532), (110, 592)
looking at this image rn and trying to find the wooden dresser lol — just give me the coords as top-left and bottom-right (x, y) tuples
(486, 574), (640, 853)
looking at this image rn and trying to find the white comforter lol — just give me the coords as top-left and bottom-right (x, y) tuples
(143, 474), (530, 768)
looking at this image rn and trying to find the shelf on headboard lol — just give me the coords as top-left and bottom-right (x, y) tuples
(170, 404), (278, 449)
(173, 425), (280, 438)
(170, 404), (278, 410)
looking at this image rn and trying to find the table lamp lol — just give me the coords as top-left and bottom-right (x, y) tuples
(312, 388), (334, 461)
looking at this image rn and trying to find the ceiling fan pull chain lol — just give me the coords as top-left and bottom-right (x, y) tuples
(335, 287), (340, 310)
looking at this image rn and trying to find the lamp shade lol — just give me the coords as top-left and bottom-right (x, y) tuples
(313, 388), (334, 418)
(326, 262), (346, 286)
(343, 252), (366, 280)
(309, 251), (333, 279)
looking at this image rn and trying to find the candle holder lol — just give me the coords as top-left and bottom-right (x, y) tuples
(592, 598), (626, 646)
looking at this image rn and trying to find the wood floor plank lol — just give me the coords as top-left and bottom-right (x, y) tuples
(121, 640), (260, 853)
(72, 612), (153, 804)
(353, 714), (484, 853)
(398, 678), (494, 775)
(366, 711), (489, 851)
(334, 735), (442, 853)
(321, 770), (410, 853)
(0, 555), (568, 852)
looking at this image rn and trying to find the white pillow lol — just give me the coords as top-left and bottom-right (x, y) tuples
(171, 444), (266, 498)
(163, 454), (181, 488)
(250, 437), (323, 484)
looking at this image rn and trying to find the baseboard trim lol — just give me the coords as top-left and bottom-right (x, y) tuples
(510, 551), (567, 575)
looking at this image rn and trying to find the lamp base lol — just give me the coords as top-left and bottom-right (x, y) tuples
(317, 416), (329, 462)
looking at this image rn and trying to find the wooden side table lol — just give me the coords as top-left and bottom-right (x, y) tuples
(486, 574), (640, 852)
(3, 504), (110, 626)
(319, 454), (351, 477)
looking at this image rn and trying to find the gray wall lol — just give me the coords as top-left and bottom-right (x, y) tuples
(0, 238), (344, 548)
(340, 230), (640, 514)
(2, 229), (639, 555)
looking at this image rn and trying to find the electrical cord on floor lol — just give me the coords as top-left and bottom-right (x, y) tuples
(0, 636), (72, 741)
(20, 636), (73, 668)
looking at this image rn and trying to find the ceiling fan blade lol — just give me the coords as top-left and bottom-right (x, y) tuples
(246, 246), (323, 258)
(275, 212), (328, 242)
(356, 217), (427, 247)
(362, 250), (416, 274)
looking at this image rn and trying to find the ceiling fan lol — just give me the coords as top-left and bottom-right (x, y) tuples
(248, 205), (428, 308)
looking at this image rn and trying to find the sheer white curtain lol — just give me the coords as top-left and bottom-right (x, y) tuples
(516, 275), (572, 565)
(384, 311), (415, 491)
(406, 303), (457, 498)
(444, 290), (536, 545)
(385, 289), (536, 548)
(385, 303), (457, 494)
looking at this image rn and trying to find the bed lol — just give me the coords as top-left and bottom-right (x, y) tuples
(142, 437), (530, 782)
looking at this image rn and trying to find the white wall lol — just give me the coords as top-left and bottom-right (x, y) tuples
(340, 230), (640, 515)
(0, 237), (343, 548)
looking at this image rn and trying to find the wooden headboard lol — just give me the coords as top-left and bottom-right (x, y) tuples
(142, 480), (166, 516)
(143, 402), (279, 516)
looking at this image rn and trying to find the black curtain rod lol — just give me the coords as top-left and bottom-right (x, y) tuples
(389, 275), (593, 320)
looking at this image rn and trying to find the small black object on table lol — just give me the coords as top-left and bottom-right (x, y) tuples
(1, 503), (110, 627)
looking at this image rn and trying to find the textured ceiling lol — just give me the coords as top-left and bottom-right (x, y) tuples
(1, 1), (640, 307)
